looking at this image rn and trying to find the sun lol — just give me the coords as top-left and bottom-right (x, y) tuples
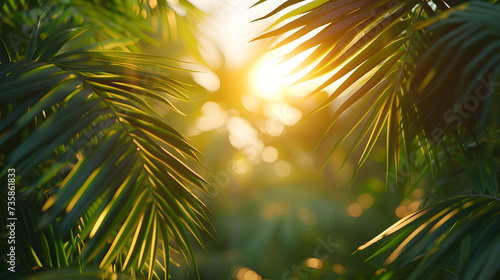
(252, 57), (287, 100)
(250, 51), (315, 101)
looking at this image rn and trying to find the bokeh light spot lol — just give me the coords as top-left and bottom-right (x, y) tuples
(395, 205), (408, 218)
(244, 270), (261, 280)
(264, 102), (302, 126)
(261, 146), (278, 163)
(274, 160), (291, 177)
(333, 263), (346, 275)
(195, 101), (228, 132)
(241, 93), (262, 112)
(296, 207), (317, 226)
(133, 4), (140, 15)
(230, 158), (249, 175)
(347, 203), (363, 217)
(401, 198), (412, 207)
(357, 193), (374, 209)
(226, 116), (265, 162)
(234, 266), (262, 280)
(192, 69), (220, 92)
(411, 188), (425, 198)
(305, 258), (323, 269)
(407, 201), (421, 212)
(265, 119), (284, 137)
(148, 0), (158, 9)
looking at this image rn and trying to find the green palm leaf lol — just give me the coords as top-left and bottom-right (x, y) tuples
(0, 23), (210, 280)
(252, 0), (433, 184)
(252, 0), (500, 187)
(254, 2), (500, 278)
(357, 195), (500, 280)
(407, 2), (500, 152)
(0, 0), (204, 59)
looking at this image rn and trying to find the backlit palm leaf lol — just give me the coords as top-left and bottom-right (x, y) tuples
(254, 2), (500, 279)
(357, 195), (500, 280)
(0, 0), (203, 58)
(0, 23), (210, 280)
(252, 0), (500, 186)
(252, 0), (438, 182)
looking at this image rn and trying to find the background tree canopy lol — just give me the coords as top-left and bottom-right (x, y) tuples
(1, 0), (499, 280)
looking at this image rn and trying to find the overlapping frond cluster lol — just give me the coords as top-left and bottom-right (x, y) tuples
(253, 0), (434, 181)
(0, 0), (203, 58)
(408, 1), (500, 154)
(357, 195), (500, 279)
(254, 0), (500, 279)
(1, 2), (210, 280)
(253, 0), (500, 184)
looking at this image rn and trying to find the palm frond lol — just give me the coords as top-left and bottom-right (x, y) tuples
(406, 1), (500, 156)
(252, 0), (500, 187)
(0, 22), (210, 280)
(357, 195), (500, 280)
(0, 0), (204, 59)
(252, 0), (434, 184)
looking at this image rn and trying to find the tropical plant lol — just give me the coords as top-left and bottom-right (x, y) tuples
(0, 1), (210, 279)
(254, 0), (500, 278)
